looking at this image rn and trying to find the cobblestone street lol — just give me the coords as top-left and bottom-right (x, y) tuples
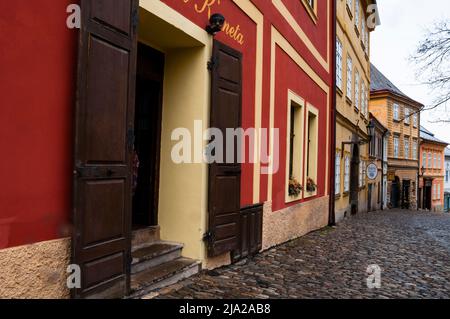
(143, 209), (450, 299)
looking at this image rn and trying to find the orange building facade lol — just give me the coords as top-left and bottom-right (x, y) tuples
(419, 127), (448, 212)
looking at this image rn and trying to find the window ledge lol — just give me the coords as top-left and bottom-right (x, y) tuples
(346, 96), (352, 106)
(354, 25), (360, 38)
(346, 5), (353, 20)
(354, 107), (360, 114)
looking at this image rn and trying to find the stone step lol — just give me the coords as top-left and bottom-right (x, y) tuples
(130, 257), (201, 298)
(132, 226), (160, 249)
(131, 242), (183, 274)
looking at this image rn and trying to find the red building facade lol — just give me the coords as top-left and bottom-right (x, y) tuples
(0, 0), (335, 298)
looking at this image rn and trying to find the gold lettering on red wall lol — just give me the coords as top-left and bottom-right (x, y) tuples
(181, 0), (245, 45)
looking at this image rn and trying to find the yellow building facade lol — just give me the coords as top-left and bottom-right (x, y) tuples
(335, 0), (376, 221)
(369, 65), (422, 209)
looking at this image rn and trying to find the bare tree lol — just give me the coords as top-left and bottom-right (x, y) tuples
(412, 20), (450, 122)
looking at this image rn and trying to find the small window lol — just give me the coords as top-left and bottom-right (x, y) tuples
(305, 104), (319, 197)
(393, 103), (400, 121)
(438, 183), (441, 199)
(285, 91), (305, 202)
(347, 56), (353, 100)
(393, 136), (400, 158)
(336, 38), (343, 90)
(438, 154), (441, 169)
(355, 0), (360, 31)
(423, 152), (427, 168)
(335, 151), (341, 195)
(344, 156), (350, 192)
(434, 153), (437, 168)
(412, 140), (418, 160)
(404, 138), (410, 159)
(428, 152), (432, 168)
(355, 71), (360, 110)
(404, 108), (410, 124)
(413, 113), (418, 127)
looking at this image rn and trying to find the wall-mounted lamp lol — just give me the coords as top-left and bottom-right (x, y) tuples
(206, 13), (225, 36)
(367, 120), (375, 140)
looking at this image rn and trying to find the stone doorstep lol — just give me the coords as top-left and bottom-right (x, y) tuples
(131, 242), (183, 274)
(130, 257), (201, 298)
(131, 226), (160, 249)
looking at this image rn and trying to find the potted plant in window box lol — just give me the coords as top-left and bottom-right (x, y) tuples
(306, 177), (317, 193)
(288, 177), (303, 197)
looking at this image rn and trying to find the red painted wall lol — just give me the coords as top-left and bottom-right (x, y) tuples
(0, 0), (334, 249)
(0, 0), (78, 249)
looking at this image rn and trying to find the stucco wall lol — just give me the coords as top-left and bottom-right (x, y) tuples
(262, 196), (329, 250)
(0, 238), (70, 299)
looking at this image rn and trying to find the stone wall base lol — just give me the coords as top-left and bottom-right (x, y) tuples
(0, 238), (71, 299)
(262, 196), (329, 250)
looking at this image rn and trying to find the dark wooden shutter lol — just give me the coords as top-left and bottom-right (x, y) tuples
(207, 41), (242, 257)
(72, 0), (138, 299)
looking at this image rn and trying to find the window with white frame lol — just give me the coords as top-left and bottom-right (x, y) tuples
(423, 152), (427, 168)
(347, 56), (353, 100)
(433, 184), (436, 200)
(355, 0), (360, 31)
(361, 83), (366, 115)
(344, 156), (350, 192)
(438, 183), (441, 199)
(438, 153), (441, 169)
(413, 113), (418, 127)
(412, 139), (418, 160)
(336, 38), (343, 91)
(393, 136), (400, 158)
(361, 16), (366, 45)
(335, 151), (341, 195)
(434, 153), (437, 168)
(428, 152), (432, 168)
(355, 71), (360, 110)
(393, 103), (400, 121)
(404, 138), (410, 159)
(404, 108), (410, 124)
(365, 28), (369, 54)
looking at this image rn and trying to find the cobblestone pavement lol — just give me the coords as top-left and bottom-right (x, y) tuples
(144, 209), (450, 299)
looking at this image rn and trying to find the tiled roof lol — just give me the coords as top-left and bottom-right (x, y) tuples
(370, 64), (406, 96)
(445, 147), (450, 157)
(420, 126), (449, 145)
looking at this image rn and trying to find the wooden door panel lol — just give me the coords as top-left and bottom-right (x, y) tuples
(83, 252), (125, 288)
(90, 0), (132, 35)
(81, 179), (125, 246)
(207, 41), (242, 257)
(73, 0), (138, 299)
(83, 36), (129, 164)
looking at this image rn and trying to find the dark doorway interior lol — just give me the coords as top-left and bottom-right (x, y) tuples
(132, 43), (164, 228)
(401, 180), (411, 209)
(391, 176), (400, 208)
(350, 143), (360, 215)
(423, 180), (432, 210)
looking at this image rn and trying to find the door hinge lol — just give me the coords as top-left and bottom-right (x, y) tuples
(132, 9), (139, 31)
(207, 56), (217, 71)
(203, 231), (215, 246)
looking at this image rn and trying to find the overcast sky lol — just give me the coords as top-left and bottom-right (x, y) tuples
(371, 0), (450, 143)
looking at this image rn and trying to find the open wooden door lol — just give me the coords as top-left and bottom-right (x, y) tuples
(72, 0), (138, 298)
(206, 41), (242, 257)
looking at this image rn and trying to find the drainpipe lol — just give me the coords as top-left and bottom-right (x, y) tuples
(328, 0), (337, 226)
(381, 128), (388, 210)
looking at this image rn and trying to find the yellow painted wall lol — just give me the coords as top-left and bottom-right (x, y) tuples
(138, 0), (212, 262)
(335, 0), (374, 218)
